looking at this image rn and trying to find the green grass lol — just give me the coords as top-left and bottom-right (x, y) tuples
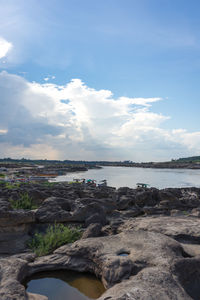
(0, 173), (5, 178)
(28, 224), (82, 256)
(9, 192), (38, 210)
(5, 182), (21, 189)
(41, 181), (58, 187)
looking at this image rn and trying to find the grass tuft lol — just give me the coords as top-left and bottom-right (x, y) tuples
(5, 182), (21, 189)
(28, 224), (82, 256)
(9, 192), (38, 210)
(41, 181), (58, 187)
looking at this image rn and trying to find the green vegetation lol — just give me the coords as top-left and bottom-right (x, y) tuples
(5, 182), (21, 189)
(41, 181), (58, 187)
(183, 210), (190, 215)
(174, 156), (200, 163)
(9, 192), (38, 210)
(28, 224), (82, 256)
(0, 173), (5, 178)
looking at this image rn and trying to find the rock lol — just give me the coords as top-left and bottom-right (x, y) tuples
(3, 184), (200, 299)
(181, 243), (200, 257)
(0, 198), (12, 211)
(0, 207), (36, 254)
(0, 224), (31, 254)
(82, 223), (102, 238)
(35, 197), (72, 223)
(190, 207), (200, 217)
(0, 210), (35, 227)
(170, 209), (188, 216)
(143, 206), (169, 215)
(0, 229), (199, 300)
(80, 197), (117, 214)
(173, 257), (200, 300)
(116, 195), (134, 210)
(28, 189), (49, 206)
(119, 216), (200, 243)
(99, 267), (191, 300)
(0, 256), (29, 300)
(70, 203), (106, 223)
(135, 190), (158, 207)
(85, 213), (107, 226)
(27, 292), (48, 300)
(117, 208), (142, 219)
(117, 187), (132, 196)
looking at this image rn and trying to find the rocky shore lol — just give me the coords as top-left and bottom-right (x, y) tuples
(1, 182), (200, 299)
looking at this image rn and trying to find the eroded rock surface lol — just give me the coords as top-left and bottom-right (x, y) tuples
(1, 230), (198, 300)
(1, 184), (200, 299)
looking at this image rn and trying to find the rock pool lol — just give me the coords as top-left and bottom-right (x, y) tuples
(24, 270), (106, 300)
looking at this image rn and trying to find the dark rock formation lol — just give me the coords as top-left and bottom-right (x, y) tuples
(1, 183), (200, 299)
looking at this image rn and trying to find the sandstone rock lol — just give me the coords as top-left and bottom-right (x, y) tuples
(119, 216), (200, 243)
(27, 292), (48, 300)
(116, 195), (135, 210)
(70, 203), (106, 223)
(190, 207), (200, 217)
(0, 224), (31, 254)
(0, 198), (12, 211)
(0, 202), (36, 254)
(0, 229), (198, 300)
(85, 213), (107, 226)
(82, 223), (102, 239)
(35, 197), (72, 223)
(0, 210), (35, 227)
(135, 190), (158, 207)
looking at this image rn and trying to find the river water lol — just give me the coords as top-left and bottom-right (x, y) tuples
(53, 166), (200, 189)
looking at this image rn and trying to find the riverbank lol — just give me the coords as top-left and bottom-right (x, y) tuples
(1, 182), (200, 299)
(97, 161), (200, 169)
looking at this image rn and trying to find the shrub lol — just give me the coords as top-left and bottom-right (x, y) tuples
(41, 181), (58, 187)
(5, 182), (21, 189)
(9, 192), (38, 210)
(28, 224), (82, 256)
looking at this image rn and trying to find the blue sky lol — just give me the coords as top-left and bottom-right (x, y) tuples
(0, 0), (200, 161)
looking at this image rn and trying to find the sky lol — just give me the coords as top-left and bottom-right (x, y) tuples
(0, 0), (200, 161)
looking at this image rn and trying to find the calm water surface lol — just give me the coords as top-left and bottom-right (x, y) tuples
(54, 166), (200, 189)
(25, 270), (106, 300)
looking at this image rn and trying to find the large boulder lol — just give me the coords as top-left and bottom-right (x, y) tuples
(135, 189), (159, 207)
(70, 202), (107, 224)
(35, 197), (73, 223)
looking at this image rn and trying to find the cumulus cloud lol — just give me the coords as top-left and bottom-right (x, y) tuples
(0, 71), (200, 161)
(0, 37), (12, 59)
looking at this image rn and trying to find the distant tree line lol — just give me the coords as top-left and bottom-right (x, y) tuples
(172, 156), (200, 163)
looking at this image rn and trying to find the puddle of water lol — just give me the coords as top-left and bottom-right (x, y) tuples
(118, 253), (129, 257)
(24, 270), (106, 300)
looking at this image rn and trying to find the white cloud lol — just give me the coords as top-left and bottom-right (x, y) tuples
(0, 37), (12, 59)
(0, 129), (8, 134)
(43, 75), (55, 82)
(0, 71), (200, 161)
(0, 143), (59, 160)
